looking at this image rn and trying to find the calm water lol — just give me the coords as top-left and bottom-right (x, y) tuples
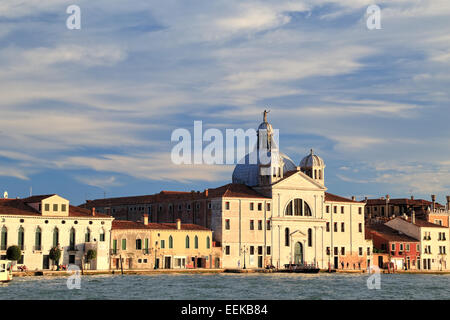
(1, 273), (449, 300)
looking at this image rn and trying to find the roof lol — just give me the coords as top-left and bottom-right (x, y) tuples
(398, 217), (445, 228)
(366, 197), (444, 208)
(325, 192), (361, 203)
(366, 224), (419, 242)
(0, 198), (111, 218)
(208, 183), (268, 199)
(112, 220), (210, 231)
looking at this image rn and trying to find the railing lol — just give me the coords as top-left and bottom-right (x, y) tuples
(68, 245), (77, 251)
(33, 245), (42, 251)
(110, 249), (118, 255)
(143, 248), (150, 254)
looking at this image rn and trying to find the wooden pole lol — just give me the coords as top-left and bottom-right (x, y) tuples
(119, 255), (124, 275)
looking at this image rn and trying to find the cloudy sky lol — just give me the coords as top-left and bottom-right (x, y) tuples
(0, 0), (449, 205)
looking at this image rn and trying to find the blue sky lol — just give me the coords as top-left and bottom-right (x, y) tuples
(0, 0), (449, 205)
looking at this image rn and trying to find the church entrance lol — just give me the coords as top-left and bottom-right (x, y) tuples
(294, 242), (303, 264)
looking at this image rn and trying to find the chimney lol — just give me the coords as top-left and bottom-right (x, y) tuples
(364, 196), (368, 202)
(352, 196), (356, 201)
(92, 207), (96, 216)
(411, 195), (414, 200)
(431, 194), (436, 211)
(386, 194), (390, 202)
(447, 196), (450, 211)
(412, 210), (416, 224)
(142, 214), (149, 226)
(176, 219), (181, 230)
(204, 189), (209, 197)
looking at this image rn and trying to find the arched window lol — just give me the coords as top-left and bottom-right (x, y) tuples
(308, 228), (312, 247)
(206, 236), (211, 249)
(53, 227), (59, 247)
(194, 236), (198, 249)
(85, 228), (91, 243)
(18, 227), (25, 250)
(1, 226), (7, 250)
(69, 228), (76, 250)
(136, 239), (142, 250)
(169, 236), (173, 249)
(186, 236), (190, 249)
(319, 170), (322, 179)
(285, 199), (312, 217)
(99, 228), (105, 242)
(35, 227), (42, 250)
(314, 169), (317, 179)
(285, 228), (290, 247)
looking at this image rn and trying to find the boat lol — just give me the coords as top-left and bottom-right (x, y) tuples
(0, 260), (13, 283)
(283, 263), (320, 273)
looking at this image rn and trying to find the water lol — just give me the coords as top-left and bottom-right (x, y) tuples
(1, 273), (449, 300)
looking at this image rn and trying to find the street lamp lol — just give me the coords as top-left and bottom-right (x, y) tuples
(154, 241), (159, 270)
(240, 245), (249, 269)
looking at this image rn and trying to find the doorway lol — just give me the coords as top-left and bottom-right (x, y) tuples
(294, 242), (304, 264)
(43, 255), (50, 270)
(334, 256), (338, 269)
(164, 256), (171, 269)
(378, 256), (383, 268)
(258, 256), (263, 268)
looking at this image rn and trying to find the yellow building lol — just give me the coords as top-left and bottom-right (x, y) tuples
(111, 215), (219, 269)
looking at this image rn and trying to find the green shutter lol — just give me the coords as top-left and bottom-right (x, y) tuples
(122, 239), (126, 250)
(195, 236), (198, 249)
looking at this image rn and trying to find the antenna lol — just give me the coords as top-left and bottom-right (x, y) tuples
(30, 186), (32, 197)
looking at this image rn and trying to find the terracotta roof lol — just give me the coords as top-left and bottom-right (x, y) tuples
(398, 217), (445, 228)
(22, 194), (56, 203)
(325, 192), (360, 203)
(366, 198), (444, 208)
(112, 220), (210, 231)
(0, 198), (111, 219)
(208, 183), (268, 199)
(366, 224), (419, 242)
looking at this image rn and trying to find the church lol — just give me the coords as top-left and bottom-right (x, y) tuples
(83, 112), (372, 270)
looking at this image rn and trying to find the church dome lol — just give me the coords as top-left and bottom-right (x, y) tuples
(300, 149), (325, 168)
(232, 151), (297, 186)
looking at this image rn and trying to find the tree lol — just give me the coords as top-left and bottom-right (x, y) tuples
(6, 245), (21, 262)
(86, 249), (97, 262)
(49, 247), (61, 269)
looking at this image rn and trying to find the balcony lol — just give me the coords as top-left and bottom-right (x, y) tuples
(33, 245), (42, 252)
(68, 245), (77, 252)
(143, 248), (150, 255)
(110, 249), (118, 255)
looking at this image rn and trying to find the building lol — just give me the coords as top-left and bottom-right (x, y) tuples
(0, 194), (113, 271)
(364, 195), (447, 223)
(111, 215), (218, 269)
(366, 224), (420, 270)
(83, 112), (372, 270)
(385, 215), (449, 270)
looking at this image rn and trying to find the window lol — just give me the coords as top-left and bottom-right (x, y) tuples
(208, 203), (212, 209)
(85, 228), (91, 243)
(285, 201), (293, 216)
(53, 204), (58, 211)
(45, 204), (50, 211)
(284, 198), (312, 217)
(333, 206), (337, 214)
(258, 203), (262, 211)
(61, 204), (67, 212)
(326, 206), (330, 213)
(399, 244), (404, 251)
(100, 230), (105, 242)
(367, 247), (371, 255)
(308, 229), (312, 247)
(391, 243), (395, 251)
(285, 228), (290, 247)
(341, 223), (345, 232)
(258, 246), (263, 255)
(206, 236), (210, 249)
(35, 227), (42, 250)
(194, 236), (198, 249)
(267, 203), (271, 211)
(258, 220), (262, 230)
(341, 247), (345, 255)
(334, 247), (338, 255)
(225, 246), (230, 255)
(250, 220), (254, 230)
(294, 199), (303, 216)
(185, 236), (190, 249)
(225, 202), (230, 210)
(225, 219), (230, 230)
(334, 222), (337, 232)
(112, 239), (117, 253)
(161, 240), (165, 249)
(1, 226), (7, 250)
(122, 239), (126, 250)
(358, 247), (363, 256)
(358, 207), (362, 215)
(68, 228), (76, 250)
(266, 220), (271, 230)
(250, 203), (254, 211)
(341, 206), (344, 214)
(406, 244), (410, 252)
(266, 246), (271, 255)
(417, 244), (420, 251)
(136, 239), (142, 250)
(358, 223), (362, 233)
(69, 255), (75, 264)
(169, 236), (173, 249)
(326, 247), (330, 255)
(326, 222), (330, 232)
(250, 246), (254, 255)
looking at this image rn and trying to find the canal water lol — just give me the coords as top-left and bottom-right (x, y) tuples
(1, 273), (449, 299)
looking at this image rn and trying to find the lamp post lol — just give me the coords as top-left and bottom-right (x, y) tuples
(154, 241), (158, 270)
(240, 245), (249, 269)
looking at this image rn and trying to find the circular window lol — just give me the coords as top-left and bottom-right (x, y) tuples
(89, 221), (93, 225)
(20, 219), (24, 223)
(74, 221), (78, 224)
(101, 221), (105, 225)
(45, 220), (49, 224)
(62, 220), (66, 224)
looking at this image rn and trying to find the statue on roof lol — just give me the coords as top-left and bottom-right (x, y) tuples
(263, 109), (270, 123)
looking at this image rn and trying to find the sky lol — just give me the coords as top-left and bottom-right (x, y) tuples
(0, 0), (449, 205)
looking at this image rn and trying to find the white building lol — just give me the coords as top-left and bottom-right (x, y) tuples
(0, 194), (113, 271)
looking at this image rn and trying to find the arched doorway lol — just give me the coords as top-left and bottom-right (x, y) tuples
(294, 242), (304, 265)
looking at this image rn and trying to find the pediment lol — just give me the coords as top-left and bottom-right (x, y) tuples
(272, 171), (327, 191)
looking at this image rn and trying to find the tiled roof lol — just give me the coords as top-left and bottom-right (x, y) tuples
(81, 183), (268, 208)
(22, 194), (56, 203)
(112, 220), (210, 231)
(366, 224), (419, 242)
(0, 198), (111, 219)
(325, 192), (360, 203)
(366, 198), (444, 208)
(399, 217), (445, 228)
